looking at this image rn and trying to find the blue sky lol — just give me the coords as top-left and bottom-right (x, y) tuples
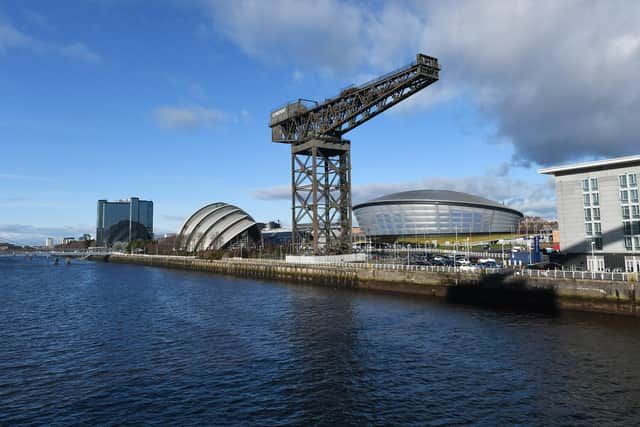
(2, 0), (640, 245)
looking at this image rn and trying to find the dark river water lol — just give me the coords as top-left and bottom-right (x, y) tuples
(1, 256), (640, 426)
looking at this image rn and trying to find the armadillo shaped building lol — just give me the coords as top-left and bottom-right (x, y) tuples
(175, 202), (259, 252)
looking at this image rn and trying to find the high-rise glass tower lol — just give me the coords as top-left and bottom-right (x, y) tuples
(96, 197), (153, 246)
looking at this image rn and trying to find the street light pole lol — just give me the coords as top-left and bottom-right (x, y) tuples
(453, 224), (457, 268)
(591, 240), (595, 277)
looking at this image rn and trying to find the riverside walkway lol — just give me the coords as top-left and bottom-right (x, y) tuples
(105, 254), (638, 317)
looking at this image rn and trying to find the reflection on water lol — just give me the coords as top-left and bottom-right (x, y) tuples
(1, 256), (639, 426)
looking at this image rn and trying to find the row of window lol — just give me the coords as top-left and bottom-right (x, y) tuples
(583, 193), (599, 206)
(585, 222), (602, 236)
(582, 190), (639, 204)
(581, 174), (638, 192)
(623, 221), (640, 235)
(624, 236), (640, 250)
(621, 205), (640, 219)
(619, 173), (638, 188)
(584, 207), (601, 221)
(620, 189), (639, 203)
(582, 177), (599, 192)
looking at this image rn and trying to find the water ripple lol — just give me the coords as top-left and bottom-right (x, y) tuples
(1, 256), (640, 425)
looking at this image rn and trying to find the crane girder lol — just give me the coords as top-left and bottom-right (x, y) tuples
(269, 53), (439, 254)
(270, 53), (439, 143)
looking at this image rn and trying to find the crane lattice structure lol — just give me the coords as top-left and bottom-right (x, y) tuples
(269, 53), (439, 254)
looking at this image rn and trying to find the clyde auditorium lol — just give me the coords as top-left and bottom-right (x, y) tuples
(175, 202), (259, 252)
(353, 190), (523, 240)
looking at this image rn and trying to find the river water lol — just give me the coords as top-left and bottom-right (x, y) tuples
(1, 256), (639, 426)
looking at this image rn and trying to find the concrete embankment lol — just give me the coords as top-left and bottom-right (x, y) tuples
(105, 254), (637, 317)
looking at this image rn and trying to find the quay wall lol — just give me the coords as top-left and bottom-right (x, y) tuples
(105, 255), (637, 317)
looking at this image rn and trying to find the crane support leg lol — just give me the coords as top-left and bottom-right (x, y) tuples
(291, 139), (351, 254)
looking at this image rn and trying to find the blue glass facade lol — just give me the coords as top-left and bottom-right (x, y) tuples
(96, 197), (154, 246)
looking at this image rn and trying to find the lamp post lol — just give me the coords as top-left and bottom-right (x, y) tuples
(466, 236), (470, 261)
(453, 224), (458, 268)
(632, 235), (638, 273)
(591, 240), (596, 277)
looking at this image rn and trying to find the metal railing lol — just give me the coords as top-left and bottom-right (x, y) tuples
(518, 268), (630, 282)
(118, 254), (635, 282)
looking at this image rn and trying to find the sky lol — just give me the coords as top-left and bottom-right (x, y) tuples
(2, 0), (640, 245)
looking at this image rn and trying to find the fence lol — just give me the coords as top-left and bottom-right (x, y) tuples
(519, 268), (630, 282)
(129, 255), (632, 282)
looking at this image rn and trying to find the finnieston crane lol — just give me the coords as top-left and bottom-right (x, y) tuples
(269, 53), (440, 255)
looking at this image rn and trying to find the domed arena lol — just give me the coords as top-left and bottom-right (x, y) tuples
(175, 202), (260, 252)
(353, 190), (523, 241)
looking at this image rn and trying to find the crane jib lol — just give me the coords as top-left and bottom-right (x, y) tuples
(268, 53), (440, 254)
(269, 53), (439, 144)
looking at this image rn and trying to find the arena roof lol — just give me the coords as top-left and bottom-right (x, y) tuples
(353, 189), (522, 216)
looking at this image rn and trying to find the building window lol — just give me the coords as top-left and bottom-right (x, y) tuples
(620, 175), (628, 188)
(592, 193), (599, 205)
(634, 221), (640, 235)
(630, 173), (637, 187)
(593, 207), (601, 220)
(585, 223), (593, 235)
(632, 206), (640, 219)
(631, 189), (639, 203)
(621, 190), (629, 203)
(584, 194), (591, 206)
(624, 222), (632, 235)
(582, 178), (590, 192)
(590, 177), (598, 190)
(594, 237), (603, 250)
(584, 208), (592, 221)
(625, 236), (633, 250)
(623, 206), (630, 219)
(594, 222), (602, 235)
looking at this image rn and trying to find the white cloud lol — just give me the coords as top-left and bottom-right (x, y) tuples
(291, 69), (304, 83)
(0, 21), (32, 50)
(0, 19), (101, 63)
(57, 42), (101, 64)
(154, 106), (227, 130)
(251, 175), (556, 219)
(0, 224), (93, 246)
(204, 0), (640, 166)
(250, 184), (290, 200)
(0, 173), (51, 182)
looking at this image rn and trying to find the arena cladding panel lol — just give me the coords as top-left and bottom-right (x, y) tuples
(353, 190), (523, 239)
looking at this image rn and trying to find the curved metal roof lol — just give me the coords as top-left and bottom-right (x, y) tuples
(176, 202), (256, 252)
(353, 189), (523, 216)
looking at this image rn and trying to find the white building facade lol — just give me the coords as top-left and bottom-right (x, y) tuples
(540, 155), (640, 272)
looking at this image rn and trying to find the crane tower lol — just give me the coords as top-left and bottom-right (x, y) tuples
(269, 53), (440, 254)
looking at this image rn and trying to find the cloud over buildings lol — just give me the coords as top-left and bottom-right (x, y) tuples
(205, 0), (640, 166)
(251, 174), (556, 219)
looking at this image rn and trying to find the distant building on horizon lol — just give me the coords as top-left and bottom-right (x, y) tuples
(61, 237), (76, 245)
(45, 237), (54, 248)
(96, 197), (154, 246)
